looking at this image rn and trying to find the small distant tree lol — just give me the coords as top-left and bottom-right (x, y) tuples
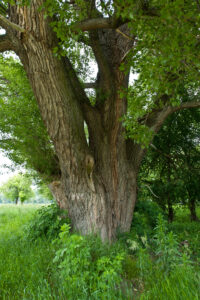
(0, 174), (33, 204)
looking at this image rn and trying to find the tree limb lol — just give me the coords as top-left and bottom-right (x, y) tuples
(0, 14), (25, 32)
(83, 82), (97, 89)
(0, 34), (13, 52)
(141, 183), (159, 198)
(73, 17), (122, 32)
(148, 101), (200, 133)
(116, 28), (134, 40)
(172, 101), (200, 111)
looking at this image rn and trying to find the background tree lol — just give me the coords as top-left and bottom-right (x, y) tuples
(0, 173), (33, 204)
(139, 105), (200, 222)
(0, 0), (200, 241)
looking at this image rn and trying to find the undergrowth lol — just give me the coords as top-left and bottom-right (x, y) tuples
(24, 203), (70, 241)
(0, 203), (199, 299)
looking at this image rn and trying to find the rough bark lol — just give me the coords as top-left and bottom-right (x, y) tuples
(49, 180), (68, 209)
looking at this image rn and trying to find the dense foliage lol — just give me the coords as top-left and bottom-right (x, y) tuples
(138, 107), (200, 221)
(24, 203), (69, 241)
(0, 56), (59, 180)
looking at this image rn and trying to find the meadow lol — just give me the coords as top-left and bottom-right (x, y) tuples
(0, 203), (199, 299)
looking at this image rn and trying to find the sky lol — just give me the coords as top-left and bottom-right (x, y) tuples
(0, 153), (21, 184)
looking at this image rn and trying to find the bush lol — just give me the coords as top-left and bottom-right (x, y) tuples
(168, 221), (200, 260)
(24, 204), (70, 241)
(131, 200), (165, 236)
(53, 224), (132, 300)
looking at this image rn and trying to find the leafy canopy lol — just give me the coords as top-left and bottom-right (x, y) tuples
(0, 55), (60, 180)
(1, 0), (200, 148)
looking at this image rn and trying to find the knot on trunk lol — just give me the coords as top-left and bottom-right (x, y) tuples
(85, 154), (94, 179)
(85, 154), (95, 192)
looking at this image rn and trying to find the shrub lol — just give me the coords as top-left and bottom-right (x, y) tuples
(131, 200), (165, 236)
(53, 224), (132, 300)
(168, 220), (200, 260)
(24, 204), (70, 241)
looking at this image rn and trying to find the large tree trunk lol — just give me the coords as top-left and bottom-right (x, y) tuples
(6, 1), (143, 241)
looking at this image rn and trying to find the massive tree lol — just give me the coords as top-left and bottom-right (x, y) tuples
(0, 0), (200, 241)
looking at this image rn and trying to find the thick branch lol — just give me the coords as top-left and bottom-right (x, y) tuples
(0, 14), (25, 32)
(83, 82), (97, 89)
(172, 101), (200, 111)
(0, 34), (13, 52)
(73, 17), (116, 31)
(149, 101), (200, 133)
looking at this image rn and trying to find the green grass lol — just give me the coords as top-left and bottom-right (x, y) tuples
(168, 206), (200, 259)
(0, 205), (58, 300)
(0, 204), (37, 236)
(0, 204), (199, 299)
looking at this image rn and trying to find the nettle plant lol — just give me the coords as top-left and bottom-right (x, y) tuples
(128, 214), (193, 276)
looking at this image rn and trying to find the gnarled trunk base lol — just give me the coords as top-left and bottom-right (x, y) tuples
(60, 167), (137, 242)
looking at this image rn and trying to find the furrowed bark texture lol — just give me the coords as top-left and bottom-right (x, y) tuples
(6, 0), (141, 241)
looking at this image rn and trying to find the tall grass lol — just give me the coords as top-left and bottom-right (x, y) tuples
(0, 205), (58, 299)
